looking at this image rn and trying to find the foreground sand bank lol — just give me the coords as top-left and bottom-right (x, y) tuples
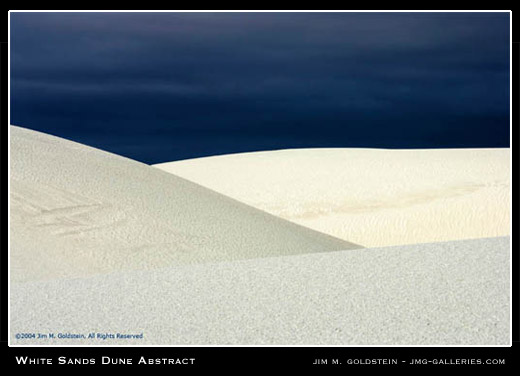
(11, 236), (510, 345)
(10, 126), (359, 282)
(10, 126), (510, 345)
(155, 148), (510, 247)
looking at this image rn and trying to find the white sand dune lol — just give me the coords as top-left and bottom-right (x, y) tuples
(155, 148), (510, 247)
(9, 126), (510, 345)
(11, 236), (510, 345)
(10, 126), (359, 282)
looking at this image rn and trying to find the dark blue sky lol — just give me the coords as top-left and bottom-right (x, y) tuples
(10, 12), (510, 163)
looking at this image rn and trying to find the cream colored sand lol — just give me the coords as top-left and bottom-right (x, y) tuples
(11, 236), (510, 345)
(10, 126), (359, 282)
(10, 126), (510, 345)
(155, 148), (510, 247)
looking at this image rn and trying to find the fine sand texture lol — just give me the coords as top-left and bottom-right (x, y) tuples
(10, 126), (360, 282)
(11, 236), (510, 345)
(155, 148), (511, 247)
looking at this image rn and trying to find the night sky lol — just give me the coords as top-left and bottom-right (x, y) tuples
(10, 12), (510, 164)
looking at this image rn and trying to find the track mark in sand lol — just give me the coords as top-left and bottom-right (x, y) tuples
(267, 183), (502, 219)
(11, 180), (127, 237)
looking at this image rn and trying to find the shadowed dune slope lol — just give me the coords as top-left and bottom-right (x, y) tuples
(10, 126), (360, 282)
